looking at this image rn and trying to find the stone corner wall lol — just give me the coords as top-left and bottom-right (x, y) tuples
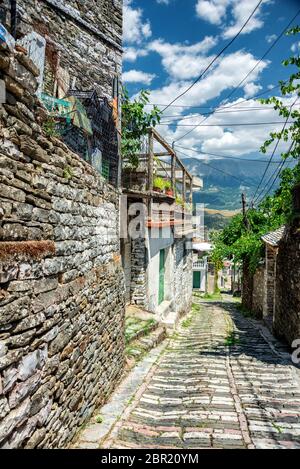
(0, 43), (125, 448)
(130, 237), (148, 309)
(1, 0), (123, 98)
(274, 223), (300, 345)
(252, 264), (265, 319)
(242, 261), (254, 312)
(173, 238), (193, 316)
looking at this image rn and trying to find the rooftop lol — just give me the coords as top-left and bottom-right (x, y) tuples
(261, 226), (286, 247)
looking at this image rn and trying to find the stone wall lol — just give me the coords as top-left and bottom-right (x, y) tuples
(252, 264), (265, 319)
(1, 0), (122, 98)
(130, 237), (148, 308)
(0, 42), (125, 448)
(173, 239), (193, 316)
(242, 261), (254, 312)
(274, 222), (300, 346)
(263, 245), (277, 320)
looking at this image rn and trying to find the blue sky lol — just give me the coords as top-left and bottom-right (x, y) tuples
(123, 0), (300, 161)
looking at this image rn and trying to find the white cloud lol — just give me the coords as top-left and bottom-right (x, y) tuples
(123, 70), (156, 85)
(291, 41), (300, 53)
(148, 36), (218, 80)
(266, 34), (277, 43)
(123, 0), (152, 44)
(196, 0), (230, 25)
(196, 0), (270, 39)
(147, 50), (268, 109)
(124, 47), (148, 62)
(155, 95), (297, 162)
(157, 0), (170, 4)
(243, 82), (262, 98)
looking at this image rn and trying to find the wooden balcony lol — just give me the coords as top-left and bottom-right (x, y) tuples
(122, 128), (194, 205)
(147, 204), (193, 235)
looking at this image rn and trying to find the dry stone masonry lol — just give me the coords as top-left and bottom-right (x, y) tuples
(173, 239), (193, 316)
(0, 38), (125, 448)
(0, 0), (122, 98)
(275, 222), (300, 345)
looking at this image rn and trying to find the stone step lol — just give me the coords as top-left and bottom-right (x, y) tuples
(161, 310), (180, 334)
(155, 300), (173, 320)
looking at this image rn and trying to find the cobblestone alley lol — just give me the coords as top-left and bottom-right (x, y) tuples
(98, 299), (300, 450)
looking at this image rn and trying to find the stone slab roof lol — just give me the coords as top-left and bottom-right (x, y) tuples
(261, 226), (286, 247)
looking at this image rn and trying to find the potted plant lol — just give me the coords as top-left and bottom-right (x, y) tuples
(153, 176), (165, 193)
(164, 180), (174, 197)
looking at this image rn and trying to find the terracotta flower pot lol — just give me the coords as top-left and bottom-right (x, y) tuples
(165, 189), (174, 197)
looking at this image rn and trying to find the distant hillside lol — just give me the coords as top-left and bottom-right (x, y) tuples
(183, 157), (284, 211)
(183, 156), (288, 231)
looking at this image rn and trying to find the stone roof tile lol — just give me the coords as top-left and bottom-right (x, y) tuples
(261, 226), (286, 247)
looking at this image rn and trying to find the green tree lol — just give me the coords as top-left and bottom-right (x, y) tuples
(121, 89), (161, 168)
(260, 25), (300, 160)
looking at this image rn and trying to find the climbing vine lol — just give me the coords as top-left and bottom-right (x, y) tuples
(121, 88), (161, 168)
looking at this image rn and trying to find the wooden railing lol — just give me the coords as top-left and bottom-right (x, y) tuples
(147, 205), (193, 234)
(122, 128), (194, 206)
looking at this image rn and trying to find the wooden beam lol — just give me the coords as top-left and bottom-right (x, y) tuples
(171, 154), (176, 193)
(149, 127), (193, 180)
(148, 130), (154, 191)
(151, 128), (176, 156)
(138, 152), (170, 158)
(182, 171), (186, 204)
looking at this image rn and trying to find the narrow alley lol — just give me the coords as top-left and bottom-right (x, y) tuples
(90, 298), (300, 450)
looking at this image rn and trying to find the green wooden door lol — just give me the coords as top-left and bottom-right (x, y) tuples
(159, 249), (165, 304)
(193, 271), (201, 289)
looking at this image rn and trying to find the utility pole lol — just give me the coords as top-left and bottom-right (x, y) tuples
(241, 193), (250, 230)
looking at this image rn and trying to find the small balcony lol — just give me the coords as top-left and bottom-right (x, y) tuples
(122, 128), (200, 234)
(193, 260), (206, 270)
(147, 203), (193, 233)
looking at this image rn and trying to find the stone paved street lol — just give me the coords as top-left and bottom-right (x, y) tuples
(102, 299), (300, 449)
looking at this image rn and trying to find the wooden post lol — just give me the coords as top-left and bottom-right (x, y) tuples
(182, 170), (186, 206)
(171, 154), (176, 193)
(189, 177), (193, 204)
(148, 130), (154, 191)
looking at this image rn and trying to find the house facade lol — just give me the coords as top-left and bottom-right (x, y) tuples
(0, 0), (122, 185)
(121, 129), (195, 328)
(0, 1), (125, 449)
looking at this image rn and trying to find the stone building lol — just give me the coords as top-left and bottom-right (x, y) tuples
(0, 1), (124, 449)
(249, 227), (285, 323)
(121, 129), (195, 329)
(0, 0), (122, 185)
(274, 217), (300, 346)
(249, 222), (300, 346)
(0, 0), (122, 98)
(261, 227), (285, 325)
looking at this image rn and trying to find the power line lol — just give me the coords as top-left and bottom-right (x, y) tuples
(173, 7), (300, 143)
(176, 148), (258, 187)
(175, 144), (283, 163)
(146, 83), (282, 110)
(251, 98), (298, 203)
(254, 141), (295, 205)
(158, 121), (294, 127)
(159, 106), (294, 123)
(222, 8), (300, 104)
(161, 0), (264, 113)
